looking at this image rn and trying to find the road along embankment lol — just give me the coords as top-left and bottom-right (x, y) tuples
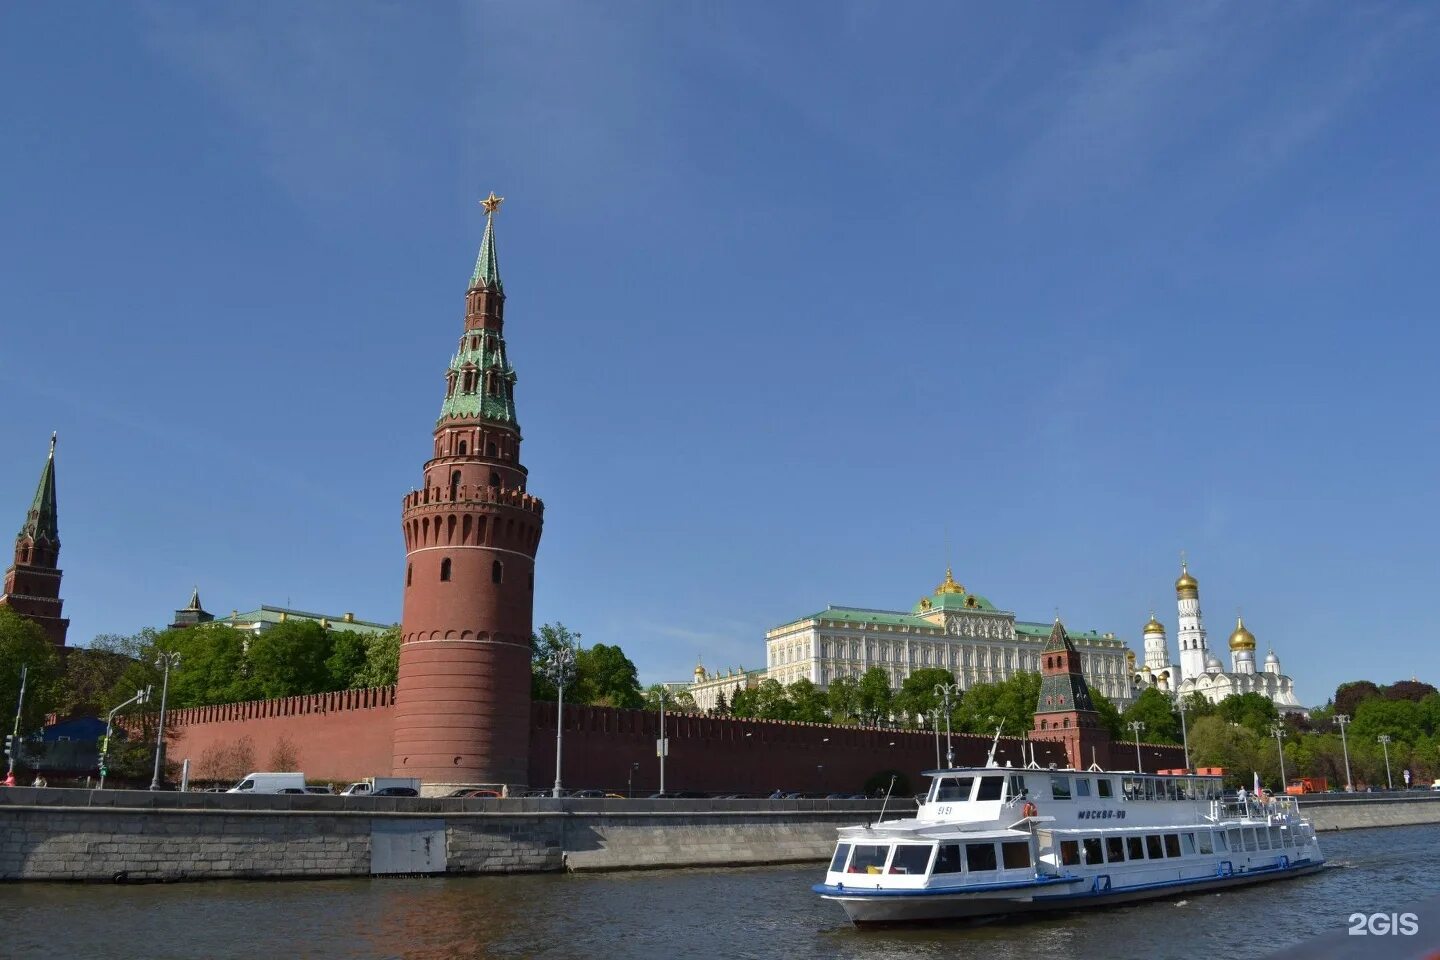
(0, 788), (911, 881)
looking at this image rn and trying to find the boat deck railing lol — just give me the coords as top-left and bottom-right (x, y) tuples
(1208, 797), (1302, 823)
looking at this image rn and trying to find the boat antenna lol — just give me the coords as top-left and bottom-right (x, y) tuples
(1088, 745), (1103, 772)
(871, 775), (897, 828)
(1026, 738), (1041, 770)
(985, 721), (1004, 767)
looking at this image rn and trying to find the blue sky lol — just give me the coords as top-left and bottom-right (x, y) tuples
(2, 3), (1437, 705)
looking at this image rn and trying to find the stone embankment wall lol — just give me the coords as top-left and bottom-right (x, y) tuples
(7, 789), (1432, 884)
(0, 789), (910, 881)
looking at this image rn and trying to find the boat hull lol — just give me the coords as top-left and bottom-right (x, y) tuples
(819, 859), (1326, 926)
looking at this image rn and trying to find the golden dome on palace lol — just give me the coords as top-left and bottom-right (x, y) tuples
(1143, 614), (1166, 635)
(1175, 564), (1199, 596)
(1228, 616), (1256, 651)
(935, 566), (965, 595)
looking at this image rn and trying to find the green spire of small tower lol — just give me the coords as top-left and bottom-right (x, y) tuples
(470, 191), (504, 291)
(20, 433), (58, 545)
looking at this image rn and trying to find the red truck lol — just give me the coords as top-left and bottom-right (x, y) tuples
(1285, 776), (1329, 795)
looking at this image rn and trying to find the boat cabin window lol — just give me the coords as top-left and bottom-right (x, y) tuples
(933, 844), (962, 875)
(1122, 777), (1138, 801)
(1126, 836), (1145, 860)
(1083, 837), (1104, 864)
(1164, 834), (1182, 858)
(1074, 778), (1091, 798)
(966, 843), (998, 872)
(1096, 778), (1113, 798)
(976, 776), (1004, 801)
(1060, 840), (1081, 866)
(890, 845), (932, 875)
(1144, 780), (1157, 801)
(1256, 828), (1270, 850)
(1227, 829), (1242, 852)
(1002, 841), (1031, 869)
(1105, 836), (1126, 862)
(1050, 776), (1071, 800)
(933, 776), (974, 802)
(1009, 774), (1028, 797)
(848, 845), (890, 874)
(1181, 833), (1197, 855)
(829, 843), (851, 872)
(1145, 835), (1164, 859)
(1198, 832), (1214, 855)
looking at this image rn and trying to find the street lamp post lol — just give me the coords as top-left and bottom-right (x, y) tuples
(1335, 714), (1354, 792)
(6, 664), (27, 783)
(658, 689), (668, 795)
(1378, 735), (1394, 791)
(150, 652), (181, 791)
(1175, 696), (1191, 771)
(627, 761), (639, 798)
(1128, 721), (1145, 772)
(934, 683), (960, 768)
(930, 709), (941, 769)
(98, 686), (151, 789)
(544, 645), (576, 799)
(1270, 724), (1287, 791)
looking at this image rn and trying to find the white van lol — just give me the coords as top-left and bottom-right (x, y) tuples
(227, 772), (306, 794)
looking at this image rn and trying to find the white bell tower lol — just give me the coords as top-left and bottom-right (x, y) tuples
(1175, 556), (1208, 680)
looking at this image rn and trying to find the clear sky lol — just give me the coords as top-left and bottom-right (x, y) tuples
(2, 3), (1437, 705)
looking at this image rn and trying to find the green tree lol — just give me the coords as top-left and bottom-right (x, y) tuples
(752, 678), (794, 720)
(827, 676), (859, 722)
(245, 621), (335, 698)
(787, 678), (829, 723)
(1090, 689), (1125, 739)
(1335, 681), (1380, 719)
(163, 624), (255, 707)
(0, 609), (63, 734)
(324, 630), (370, 689)
(856, 668), (892, 725)
(1187, 715), (1262, 788)
(712, 687), (729, 716)
(730, 684), (758, 718)
(352, 628), (400, 688)
(573, 643), (643, 708)
(954, 672), (1041, 736)
(893, 668), (956, 728)
(1214, 692), (1279, 736)
(1122, 688), (1181, 744)
(57, 643), (135, 716)
(1351, 697), (1425, 742)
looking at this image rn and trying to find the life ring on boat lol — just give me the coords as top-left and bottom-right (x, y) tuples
(1021, 800), (1038, 819)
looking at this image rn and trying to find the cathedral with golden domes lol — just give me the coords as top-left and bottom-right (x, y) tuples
(1131, 560), (1307, 716)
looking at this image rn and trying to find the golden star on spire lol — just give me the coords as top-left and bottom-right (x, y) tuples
(480, 191), (504, 215)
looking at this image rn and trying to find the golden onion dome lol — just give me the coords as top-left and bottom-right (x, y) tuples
(693, 663), (706, 681)
(935, 566), (965, 595)
(1125, 649), (1136, 663)
(1228, 616), (1256, 651)
(1175, 563), (1199, 597)
(1143, 614), (1166, 635)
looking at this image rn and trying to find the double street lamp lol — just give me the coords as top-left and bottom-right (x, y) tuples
(1335, 714), (1354, 792)
(1270, 724), (1287, 791)
(1378, 734), (1394, 791)
(934, 682), (960, 768)
(1128, 721), (1145, 773)
(1174, 696), (1192, 771)
(544, 644), (576, 799)
(150, 652), (181, 791)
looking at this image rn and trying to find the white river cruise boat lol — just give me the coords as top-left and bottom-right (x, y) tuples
(814, 763), (1325, 925)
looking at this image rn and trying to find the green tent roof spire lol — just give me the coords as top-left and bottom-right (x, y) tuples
(20, 433), (58, 544)
(470, 191), (504, 291)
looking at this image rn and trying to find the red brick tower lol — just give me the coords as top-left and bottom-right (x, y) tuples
(1030, 619), (1109, 770)
(392, 194), (544, 791)
(1, 434), (69, 646)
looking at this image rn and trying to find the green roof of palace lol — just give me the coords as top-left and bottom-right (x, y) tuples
(19, 436), (58, 544)
(224, 605), (394, 636)
(471, 213), (502, 291)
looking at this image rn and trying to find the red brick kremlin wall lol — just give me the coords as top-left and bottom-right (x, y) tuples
(150, 688), (1185, 790)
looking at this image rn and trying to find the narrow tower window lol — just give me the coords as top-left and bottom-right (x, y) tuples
(458, 440), (467, 455)
(490, 471), (501, 487)
(440, 558), (452, 582)
(492, 560), (503, 584)
(486, 442), (497, 457)
(406, 564), (412, 586)
(450, 471), (461, 500)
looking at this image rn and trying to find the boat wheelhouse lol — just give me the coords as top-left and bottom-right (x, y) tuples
(814, 764), (1325, 925)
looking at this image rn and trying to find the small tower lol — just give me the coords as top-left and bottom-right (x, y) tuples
(170, 587), (215, 630)
(1031, 619), (1109, 770)
(1228, 616), (1257, 674)
(1141, 612), (1171, 677)
(1, 435), (68, 646)
(1174, 558), (1208, 680)
(1263, 648), (1281, 676)
(392, 193), (545, 791)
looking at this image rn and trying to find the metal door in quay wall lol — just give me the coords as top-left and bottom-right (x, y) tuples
(370, 819), (447, 875)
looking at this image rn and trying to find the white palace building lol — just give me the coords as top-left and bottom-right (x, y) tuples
(687, 568), (1135, 712)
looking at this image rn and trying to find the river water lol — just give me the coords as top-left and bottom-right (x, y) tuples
(3, 824), (1438, 960)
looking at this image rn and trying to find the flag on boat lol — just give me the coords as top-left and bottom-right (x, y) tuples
(1253, 771), (1262, 795)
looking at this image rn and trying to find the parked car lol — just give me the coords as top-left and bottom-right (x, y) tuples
(227, 772), (306, 794)
(276, 788), (306, 794)
(569, 789), (606, 799)
(371, 786), (419, 797)
(462, 789), (502, 799)
(304, 785), (335, 795)
(341, 777), (421, 797)
(519, 789), (557, 798)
